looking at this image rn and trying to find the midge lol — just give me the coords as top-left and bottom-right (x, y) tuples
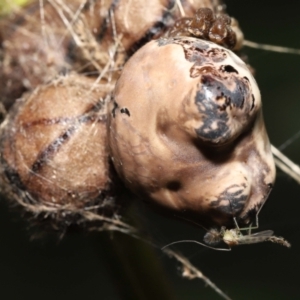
(204, 227), (291, 248)
(162, 222), (291, 251)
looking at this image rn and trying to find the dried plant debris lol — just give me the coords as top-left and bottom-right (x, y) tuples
(164, 248), (233, 300)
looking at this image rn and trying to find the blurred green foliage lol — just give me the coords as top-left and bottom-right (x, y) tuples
(0, 0), (29, 15)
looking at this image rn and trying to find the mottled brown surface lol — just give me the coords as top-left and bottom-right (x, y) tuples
(109, 37), (275, 226)
(165, 8), (237, 49)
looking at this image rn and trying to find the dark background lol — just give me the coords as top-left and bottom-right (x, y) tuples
(1, 1), (300, 299)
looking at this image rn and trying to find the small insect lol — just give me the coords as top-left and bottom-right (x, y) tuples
(162, 221), (291, 251)
(204, 226), (291, 248)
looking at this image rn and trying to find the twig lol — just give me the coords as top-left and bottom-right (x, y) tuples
(271, 144), (300, 184)
(163, 249), (232, 300)
(244, 40), (300, 55)
(176, 0), (185, 17)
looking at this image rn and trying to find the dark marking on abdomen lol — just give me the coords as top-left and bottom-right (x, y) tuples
(120, 107), (130, 116)
(210, 184), (248, 216)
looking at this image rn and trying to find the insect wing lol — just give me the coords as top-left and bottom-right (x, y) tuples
(237, 230), (274, 245)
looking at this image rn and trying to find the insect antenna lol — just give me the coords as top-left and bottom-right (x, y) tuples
(162, 216), (231, 251)
(161, 240), (231, 251)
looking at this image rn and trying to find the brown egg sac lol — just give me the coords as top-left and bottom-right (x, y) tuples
(0, 73), (120, 228)
(108, 37), (276, 227)
(0, 1), (71, 110)
(0, 0), (222, 109)
(95, 0), (222, 53)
